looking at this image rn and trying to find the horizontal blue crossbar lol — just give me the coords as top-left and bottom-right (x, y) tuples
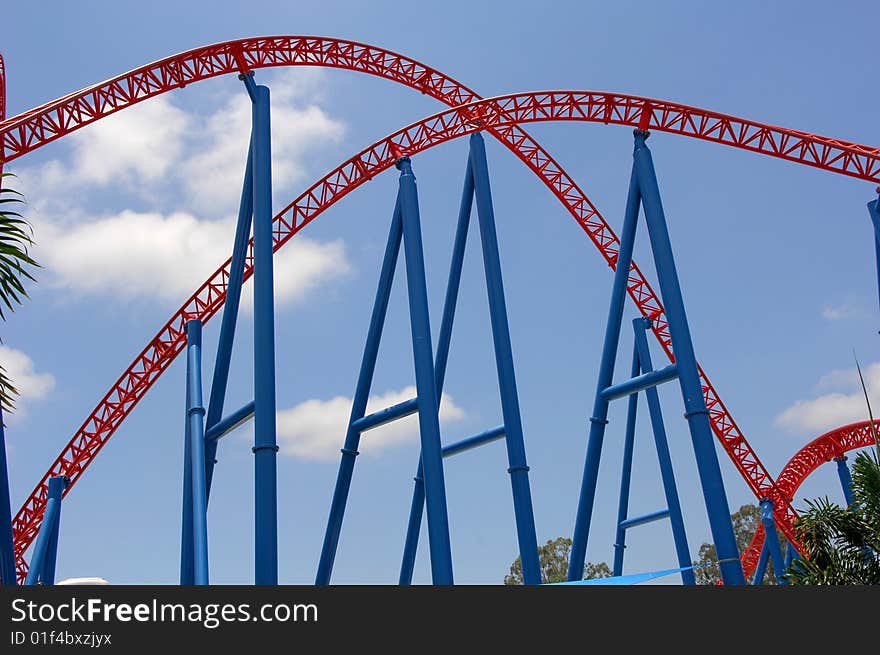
(350, 397), (418, 433)
(600, 364), (679, 402)
(442, 425), (505, 458)
(206, 400), (255, 441)
(619, 508), (670, 530)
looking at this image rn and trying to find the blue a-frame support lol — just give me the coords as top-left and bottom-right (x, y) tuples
(569, 130), (746, 585)
(179, 71), (277, 585)
(611, 317), (694, 585)
(316, 132), (541, 585)
(24, 475), (68, 585)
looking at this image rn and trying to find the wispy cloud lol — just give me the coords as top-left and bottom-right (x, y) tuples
(821, 302), (863, 321)
(276, 386), (466, 461)
(775, 361), (880, 434)
(0, 345), (55, 418)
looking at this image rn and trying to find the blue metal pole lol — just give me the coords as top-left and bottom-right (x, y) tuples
(633, 317), (695, 585)
(397, 156), (454, 584)
(0, 407), (16, 585)
(469, 132), (541, 586)
(633, 130), (745, 585)
(600, 364), (679, 401)
(251, 83), (277, 585)
(759, 499), (787, 585)
(612, 340), (640, 577)
(179, 385), (194, 585)
(186, 320), (209, 585)
(569, 151), (642, 581)
(205, 143), (254, 498)
(867, 195), (880, 316)
(24, 476), (66, 585)
(315, 205), (403, 585)
(753, 539), (769, 585)
(834, 456), (854, 507)
(399, 163), (472, 585)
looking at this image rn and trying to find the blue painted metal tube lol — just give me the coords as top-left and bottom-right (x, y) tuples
(0, 407), (16, 585)
(867, 197), (880, 316)
(24, 476), (66, 585)
(618, 508), (670, 530)
(350, 397), (418, 434)
(397, 157), (454, 584)
(251, 84), (277, 585)
(470, 132), (541, 585)
(442, 425), (505, 457)
(633, 317), (695, 585)
(39, 476), (67, 585)
(186, 320), (209, 585)
(569, 154), (642, 581)
(179, 383), (194, 585)
(834, 456), (854, 507)
(612, 341), (641, 577)
(633, 131), (745, 585)
(206, 401), (255, 442)
(399, 166), (473, 586)
(315, 206), (403, 585)
(753, 539), (770, 585)
(205, 143), (254, 496)
(600, 364), (679, 402)
(785, 540), (799, 567)
(759, 499), (787, 585)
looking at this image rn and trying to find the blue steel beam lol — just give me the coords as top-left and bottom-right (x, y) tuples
(251, 83), (278, 585)
(315, 205), (402, 585)
(397, 156), (454, 584)
(0, 408), (15, 585)
(568, 152), (642, 581)
(186, 320), (209, 585)
(618, 508), (670, 531)
(205, 143), (254, 496)
(612, 339), (641, 577)
(350, 397), (418, 434)
(179, 382), (194, 585)
(469, 132), (540, 585)
(24, 476), (67, 585)
(206, 401), (255, 442)
(753, 540), (769, 585)
(867, 195), (880, 317)
(834, 456), (855, 507)
(633, 317), (695, 585)
(441, 426), (505, 457)
(759, 499), (787, 585)
(633, 131), (745, 585)
(600, 364), (679, 402)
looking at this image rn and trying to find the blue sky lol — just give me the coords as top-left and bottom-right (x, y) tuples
(1, 0), (879, 584)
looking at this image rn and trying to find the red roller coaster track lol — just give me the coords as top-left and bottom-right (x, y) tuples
(1, 37), (877, 582)
(741, 420), (880, 576)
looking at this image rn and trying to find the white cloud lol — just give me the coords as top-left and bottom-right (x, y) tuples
(821, 302), (861, 321)
(0, 345), (55, 416)
(775, 361), (880, 434)
(277, 386), (466, 460)
(35, 209), (349, 307)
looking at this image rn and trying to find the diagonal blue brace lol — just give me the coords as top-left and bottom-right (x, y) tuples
(752, 538), (770, 585)
(834, 455), (854, 507)
(759, 499), (787, 585)
(24, 476), (68, 585)
(867, 192), (880, 319)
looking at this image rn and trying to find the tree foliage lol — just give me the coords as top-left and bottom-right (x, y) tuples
(692, 503), (786, 585)
(788, 451), (880, 585)
(505, 536), (612, 584)
(0, 172), (39, 413)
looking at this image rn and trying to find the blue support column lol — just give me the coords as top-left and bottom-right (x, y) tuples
(759, 499), (787, 585)
(251, 83), (278, 585)
(186, 320), (209, 585)
(867, 194), (880, 317)
(469, 133), (541, 585)
(834, 456), (854, 507)
(612, 341), (640, 577)
(315, 206), (403, 585)
(632, 318), (695, 585)
(205, 144), (254, 498)
(569, 155), (642, 581)
(179, 392), (194, 585)
(399, 164), (472, 586)
(0, 408), (16, 585)
(633, 131), (745, 585)
(397, 156), (454, 584)
(752, 539), (769, 585)
(24, 476), (67, 585)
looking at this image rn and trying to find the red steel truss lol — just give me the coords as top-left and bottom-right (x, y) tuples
(2, 38), (877, 581)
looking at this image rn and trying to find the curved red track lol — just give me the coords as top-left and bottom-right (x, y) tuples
(742, 420), (880, 576)
(1, 37), (877, 582)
